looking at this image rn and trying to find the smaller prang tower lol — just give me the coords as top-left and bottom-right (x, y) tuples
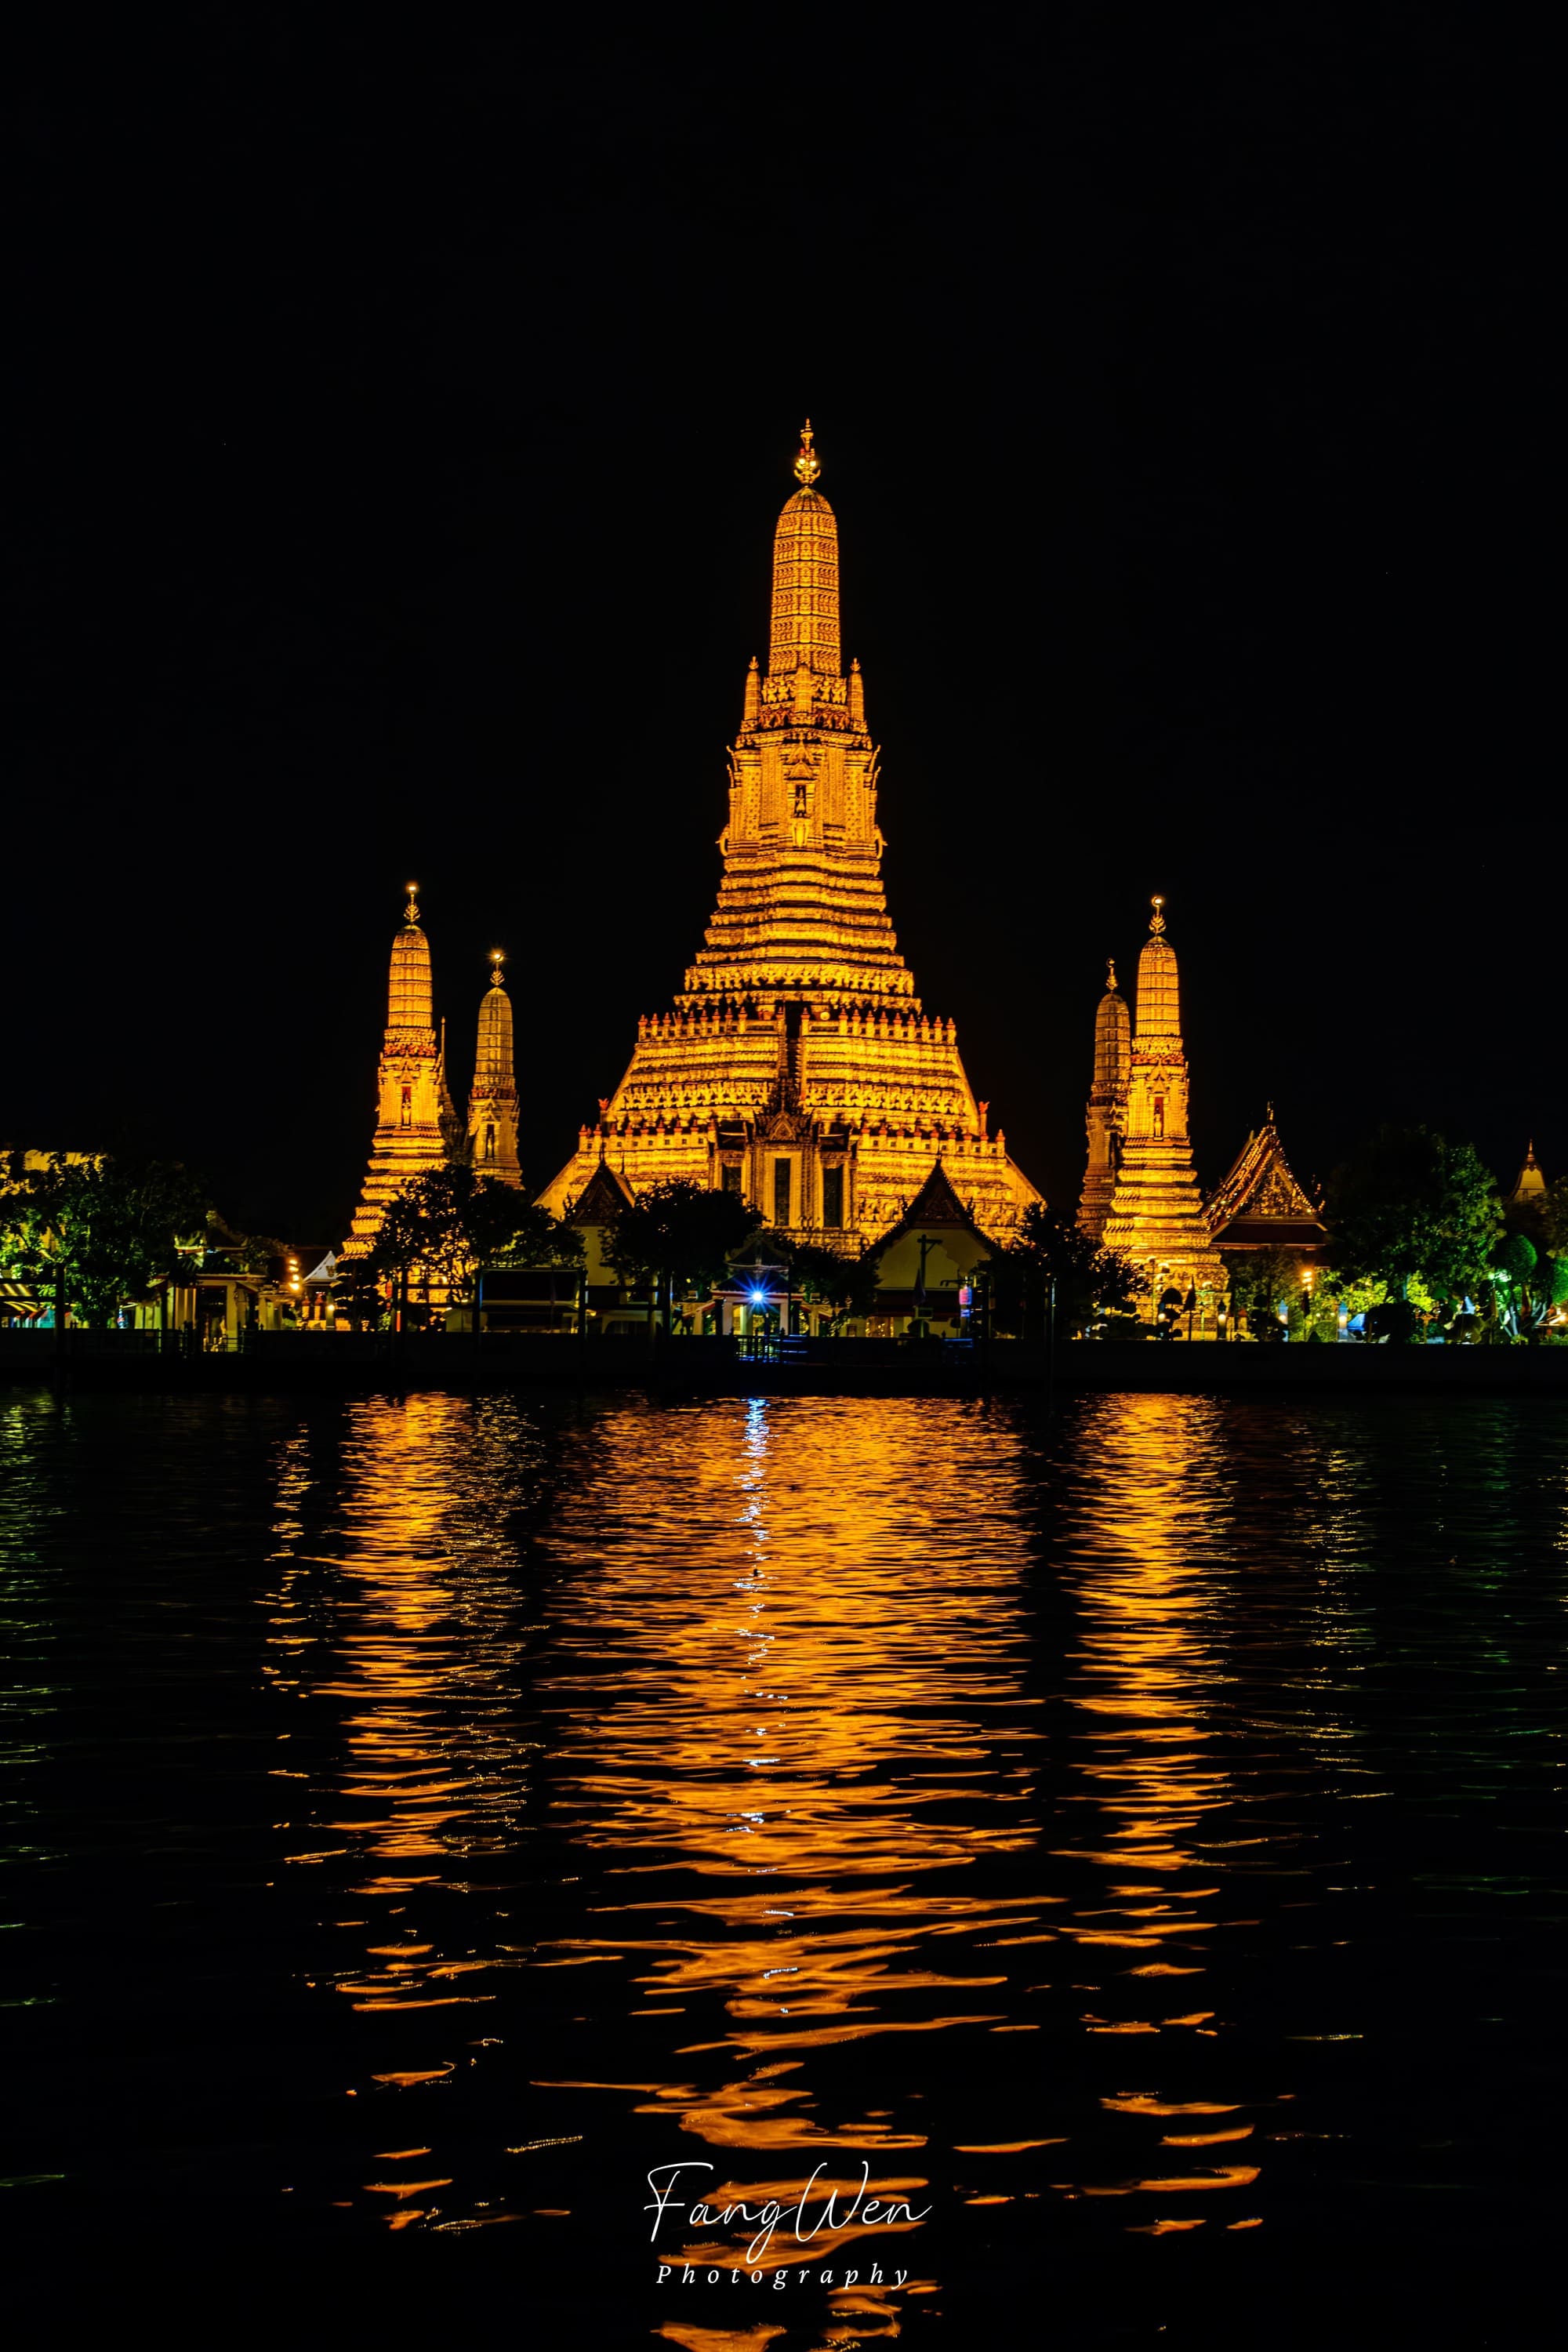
(1098, 896), (1226, 1312)
(1506, 1142), (1547, 1213)
(467, 952), (522, 1187)
(1077, 959), (1130, 1240)
(342, 886), (460, 1259)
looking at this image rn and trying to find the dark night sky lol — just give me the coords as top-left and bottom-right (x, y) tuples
(5, 14), (1548, 1241)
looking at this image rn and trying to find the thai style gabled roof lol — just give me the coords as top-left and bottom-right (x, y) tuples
(873, 1160), (1000, 1254)
(565, 1160), (636, 1226)
(1208, 1111), (1325, 1247)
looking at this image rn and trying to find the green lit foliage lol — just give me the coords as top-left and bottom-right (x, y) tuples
(608, 1180), (764, 1323)
(366, 1166), (582, 1305)
(1221, 1244), (1300, 1338)
(1363, 1298), (1425, 1345)
(236, 1230), (291, 1276)
(1323, 1124), (1503, 1305)
(1221, 1246), (1338, 1341)
(1491, 1229), (1567, 1340)
(996, 1205), (1150, 1337)
(1540, 1175), (1568, 1259)
(0, 1153), (211, 1328)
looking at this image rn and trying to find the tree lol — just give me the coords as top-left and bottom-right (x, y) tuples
(1221, 1244), (1308, 1339)
(1323, 1125), (1503, 1312)
(0, 1153), (210, 1328)
(1537, 1175), (1568, 1261)
(996, 1205), (1149, 1338)
(782, 1239), (884, 1329)
(607, 1180), (764, 1333)
(331, 1258), (390, 1332)
(1363, 1298), (1425, 1345)
(1492, 1229), (1568, 1341)
(365, 1167), (582, 1316)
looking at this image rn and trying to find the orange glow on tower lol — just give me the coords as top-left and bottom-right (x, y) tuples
(466, 952), (521, 1188)
(1094, 898), (1225, 1316)
(342, 887), (461, 1259)
(537, 427), (1041, 1243)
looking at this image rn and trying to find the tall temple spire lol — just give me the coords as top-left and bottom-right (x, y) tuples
(769, 421), (840, 678)
(387, 883), (434, 1033)
(341, 887), (460, 1261)
(1098, 895), (1225, 1321)
(1134, 895), (1181, 1040)
(467, 950), (521, 1188)
(536, 434), (1042, 1246)
(1077, 958), (1131, 1239)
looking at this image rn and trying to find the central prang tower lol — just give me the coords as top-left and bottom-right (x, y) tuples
(538, 425), (1040, 1243)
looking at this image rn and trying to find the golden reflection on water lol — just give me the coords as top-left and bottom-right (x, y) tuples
(265, 1392), (549, 2238)
(535, 1397), (1042, 2120)
(263, 1390), (1301, 2256)
(1056, 1394), (1233, 1878)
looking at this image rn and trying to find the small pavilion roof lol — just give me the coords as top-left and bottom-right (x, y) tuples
(1208, 1112), (1325, 1247)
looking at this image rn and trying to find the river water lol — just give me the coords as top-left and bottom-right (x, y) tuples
(2, 1386), (1565, 2342)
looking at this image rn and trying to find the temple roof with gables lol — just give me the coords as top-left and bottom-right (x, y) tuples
(873, 1160), (1000, 1254)
(1208, 1112), (1327, 1250)
(566, 1160), (636, 1226)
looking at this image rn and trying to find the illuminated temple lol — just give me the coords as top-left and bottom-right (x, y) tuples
(537, 426), (1040, 1243)
(342, 888), (459, 1259)
(467, 953), (521, 1188)
(1084, 897), (1226, 1309)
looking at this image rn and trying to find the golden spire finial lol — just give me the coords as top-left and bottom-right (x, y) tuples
(405, 881), (421, 924)
(793, 418), (821, 487)
(1106, 957), (1119, 992)
(489, 949), (505, 988)
(1149, 893), (1166, 935)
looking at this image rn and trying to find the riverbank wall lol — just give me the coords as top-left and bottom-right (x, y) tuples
(3, 1330), (1566, 1398)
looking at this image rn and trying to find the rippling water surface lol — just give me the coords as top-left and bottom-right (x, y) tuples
(3, 1387), (1566, 2340)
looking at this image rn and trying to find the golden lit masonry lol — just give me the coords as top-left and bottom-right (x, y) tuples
(537, 425), (1042, 1244)
(466, 951), (522, 1187)
(341, 885), (462, 1259)
(1091, 896), (1226, 1323)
